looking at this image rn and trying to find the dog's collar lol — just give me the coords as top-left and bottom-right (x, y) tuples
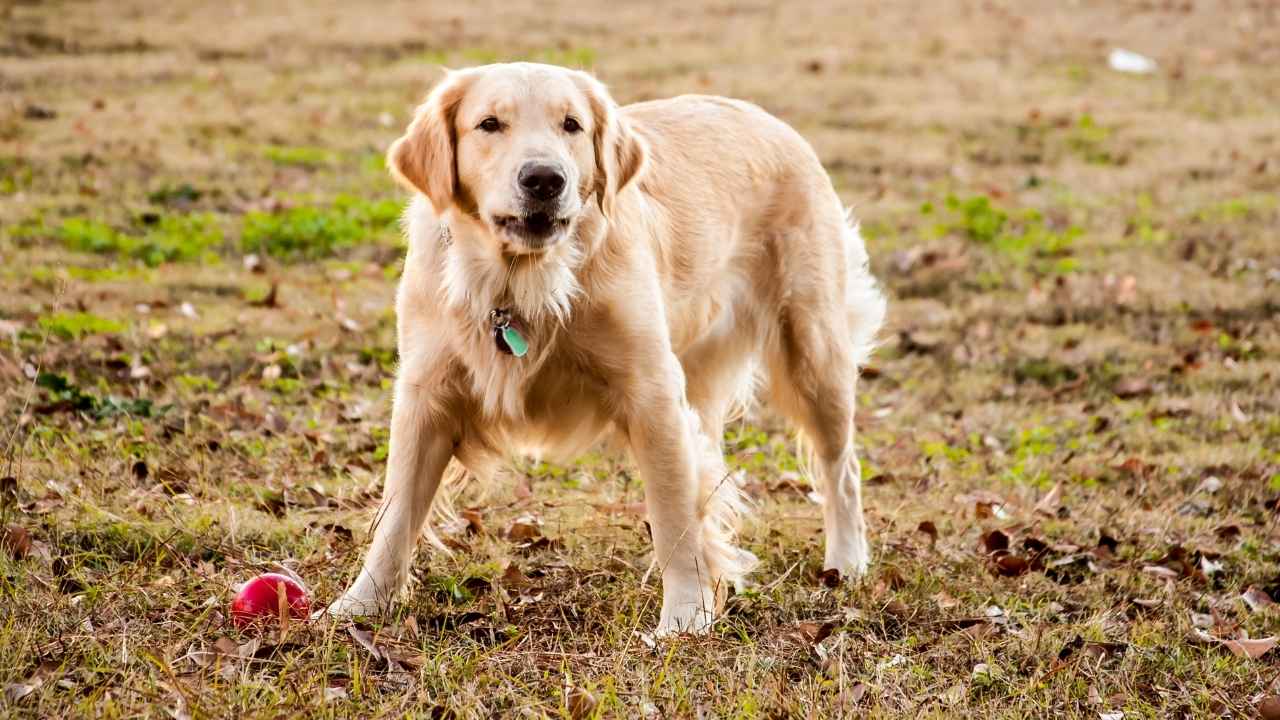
(436, 221), (528, 358)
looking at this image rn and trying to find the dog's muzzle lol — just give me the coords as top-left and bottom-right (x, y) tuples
(494, 161), (575, 249)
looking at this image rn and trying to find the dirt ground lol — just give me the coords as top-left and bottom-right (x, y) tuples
(2, 0), (1278, 717)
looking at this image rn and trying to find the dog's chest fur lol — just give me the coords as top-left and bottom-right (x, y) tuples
(450, 324), (623, 467)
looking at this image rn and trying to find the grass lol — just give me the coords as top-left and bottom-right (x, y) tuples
(55, 214), (224, 267)
(1, 1), (1278, 717)
(240, 196), (403, 259)
(36, 311), (126, 340)
(924, 194), (1081, 270)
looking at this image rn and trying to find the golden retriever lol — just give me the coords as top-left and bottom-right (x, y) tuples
(327, 62), (886, 635)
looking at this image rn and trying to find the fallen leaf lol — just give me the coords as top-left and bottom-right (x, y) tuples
(213, 636), (240, 657)
(1213, 524), (1241, 542)
(3, 525), (32, 559)
(500, 564), (531, 589)
(506, 522), (540, 542)
(4, 679), (41, 703)
(1114, 457), (1150, 478)
(1242, 587), (1277, 613)
(1228, 399), (1250, 423)
(567, 687), (597, 719)
(978, 529), (1009, 555)
(1192, 475), (1222, 494)
(460, 509), (486, 535)
(790, 620), (836, 646)
(1033, 482), (1063, 517)
(818, 567), (841, 588)
(1141, 565), (1180, 580)
(992, 554), (1030, 577)
(1219, 635), (1277, 659)
(1095, 531), (1120, 558)
(324, 686), (348, 702)
(916, 520), (938, 546)
(1258, 696), (1280, 720)
(932, 591), (959, 610)
(1113, 376), (1151, 399)
(347, 626), (382, 662)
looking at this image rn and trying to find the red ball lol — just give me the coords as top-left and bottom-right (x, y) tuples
(230, 573), (310, 629)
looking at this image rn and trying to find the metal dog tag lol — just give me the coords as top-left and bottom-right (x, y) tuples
(490, 309), (529, 358)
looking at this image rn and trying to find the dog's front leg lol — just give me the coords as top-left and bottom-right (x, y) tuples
(326, 383), (453, 617)
(628, 379), (716, 635)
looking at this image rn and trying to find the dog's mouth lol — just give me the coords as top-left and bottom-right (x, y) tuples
(493, 211), (572, 250)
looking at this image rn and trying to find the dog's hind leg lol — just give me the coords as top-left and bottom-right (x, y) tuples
(766, 221), (885, 579)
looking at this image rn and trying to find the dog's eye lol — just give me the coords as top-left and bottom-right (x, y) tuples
(562, 117), (582, 134)
(477, 117), (502, 133)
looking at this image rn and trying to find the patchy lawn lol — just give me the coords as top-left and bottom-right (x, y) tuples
(2, 1), (1278, 717)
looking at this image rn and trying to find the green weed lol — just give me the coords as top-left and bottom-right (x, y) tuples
(58, 213), (223, 266)
(36, 372), (161, 418)
(240, 195), (402, 259)
(37, 311), (126, 340)
(1067, 114), (1115, 164)
(147, 183), (204, 206)
(926, 195), (1081, 267)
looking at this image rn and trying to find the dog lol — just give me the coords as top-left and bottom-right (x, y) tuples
(327, 62), (886, 635)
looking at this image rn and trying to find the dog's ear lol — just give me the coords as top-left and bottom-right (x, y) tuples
(387, 70), (470, 213)
(577, 73), (647, 220)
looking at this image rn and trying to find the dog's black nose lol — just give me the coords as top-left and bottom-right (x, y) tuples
(518, 162), (566, 201)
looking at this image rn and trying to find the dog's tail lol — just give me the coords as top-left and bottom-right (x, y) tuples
(687, 408), (758, 604)
(843, 211), (887, 371)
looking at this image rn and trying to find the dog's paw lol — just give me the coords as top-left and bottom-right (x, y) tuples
(315, 592), (388, 621)
(653, 604), (715, 638)
(824, 534), (871, 580)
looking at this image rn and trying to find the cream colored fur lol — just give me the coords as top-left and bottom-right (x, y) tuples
(327, 62), (886, 635)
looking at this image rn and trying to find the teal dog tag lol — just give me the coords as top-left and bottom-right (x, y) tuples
(490, 308), (529, 358)
(502, 324), (528, 357)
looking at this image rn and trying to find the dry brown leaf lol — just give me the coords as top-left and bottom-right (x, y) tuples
(1219, 635), (1277, 659)
(932, 591), (959, 610)
(1114, 457), (1151, 478)
(1242, 587), (1277, 613)
(460, 509), (485, 535)
(3, 525), (32, 559)
(1214, 524), (1241, 542)
(506, 521), (541, 542)
(916, 520), (938, 546)
(992, 554), (1030, 577)
(978, 529), (1009, 555)
(1141, 565), (1180, 580)
(567, 687), (597, 719)
(347, 626), (382, 662)
(1033, 482), (1062, 517)
(500, 564), (531, 589)
(790, 620), (836, 646)
(1113, 376), (1152, 399)
(1258, 695), (1280, 720)
(212, 636), (239, 657)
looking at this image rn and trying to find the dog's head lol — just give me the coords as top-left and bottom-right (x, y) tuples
(389, 62), (646, 256)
